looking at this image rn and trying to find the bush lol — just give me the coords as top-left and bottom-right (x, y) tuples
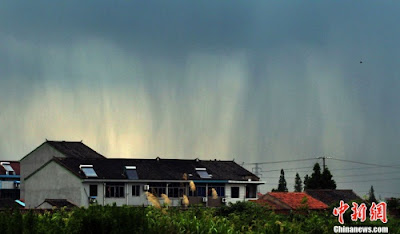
(0, 202), (397, 233)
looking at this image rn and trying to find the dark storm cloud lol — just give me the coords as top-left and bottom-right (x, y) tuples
(0, 1), (330, 54)
(0, 1), (400, 196)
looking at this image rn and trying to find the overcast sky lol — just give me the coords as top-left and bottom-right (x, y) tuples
(1, 1), (399, 197)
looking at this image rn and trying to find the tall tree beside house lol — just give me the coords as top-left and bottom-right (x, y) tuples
(294, 173), (303, 192)
(274, 169), (288, 192)
(369, 185), (377, 203)
(304, 163), (322, 189)
(304, 163), (337, 189)
(321, 167), (336, 189)
(304, 174), (310, 190)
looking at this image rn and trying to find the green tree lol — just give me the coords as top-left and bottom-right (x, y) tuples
(304, 163), (337, 189)
(276, 169), (288, 192)
(294, 173), (303, 192)
(369, 185), (377, 203)
(321, 167), (336, 189)
(304, 163), (322, 189)
(304, 174), (310, 190)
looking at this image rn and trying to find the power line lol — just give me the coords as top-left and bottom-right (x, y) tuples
(244, 158), (317, 165)
(244, 156), (400, 169)
(261, 166), (313, 173)
(329, 157), (400, 169)
(336, 177), (400, 183)
(334, 171), (399, 178)
(358, 191), (400, 195)
(262, 176), (296, 179)
(329, 166), (391, 171)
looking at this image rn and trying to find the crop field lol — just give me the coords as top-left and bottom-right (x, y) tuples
(0, 202), (398, 234)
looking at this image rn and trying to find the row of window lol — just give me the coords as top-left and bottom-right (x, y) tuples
(90, 184), (141, 198)
(89, 184), (250, 198)
(188, 186), (226, 197)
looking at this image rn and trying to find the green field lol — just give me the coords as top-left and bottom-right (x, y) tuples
(0, 202), (398, 234)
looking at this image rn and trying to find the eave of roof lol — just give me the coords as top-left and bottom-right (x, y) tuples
(0, 175), (20, 179)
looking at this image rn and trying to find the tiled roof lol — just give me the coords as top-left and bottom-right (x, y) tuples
(47, 141), (106, 159)
(42, 199), (77, 208)
(268, 192), (328, 210)
(305, 189), (362, 205)
(54, 157), (260, 181)
(0, 161), (20, 175)
(250, 194), (292, 210)
(254, 192), (328, 210)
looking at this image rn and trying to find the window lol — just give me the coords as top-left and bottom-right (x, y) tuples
(192, 186), (206, 197)
(246, 185), (257, 198)
(80, 165), (98, 177)
(125, 166), (138, 180)
(166, 183), (185, 198)
(149, 183), (167, 197)
(90, 185), (98, 197)
(1, 162), (14, 175)
(231, 187), (239, 198)
(188, 186), (207, 197)
(132, 185), (140, 196)
(106, 183), (125, 198)
(196, 168), (211, 179)
(208, 185), (225, 197)
(168, 187), (185, 198)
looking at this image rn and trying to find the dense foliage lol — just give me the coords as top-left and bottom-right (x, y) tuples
(369, 185), (377, 203)
(304, 163), (336, 189)
(272, 169), (288, 192)
(0, 202), (398, 234)
(294, 173), (303, 192)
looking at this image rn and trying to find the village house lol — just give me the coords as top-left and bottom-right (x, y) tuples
(20, 140), (263, 208)
(305, 189), (362, 206)
(0, 161), (20, 200)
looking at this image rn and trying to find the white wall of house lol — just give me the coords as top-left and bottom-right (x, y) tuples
(81, 182), (204, 207)
(82, 183), (151, 207)
(24, 161), (83, 208)
(225, 184), (249, 203)
(226, 184), (244, 201)
(20, 143), (66, 200)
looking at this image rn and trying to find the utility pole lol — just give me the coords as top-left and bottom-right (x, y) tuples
(252, 163), (262, 193)
(252, 163), (262, 178)
(317, 156), (332, 170)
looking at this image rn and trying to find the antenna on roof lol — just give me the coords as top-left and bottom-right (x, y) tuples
(80, 140), (83, 143)
(45, 138), (48, 142)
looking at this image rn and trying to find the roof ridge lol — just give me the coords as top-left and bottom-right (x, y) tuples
(46, 140), (83, 143)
